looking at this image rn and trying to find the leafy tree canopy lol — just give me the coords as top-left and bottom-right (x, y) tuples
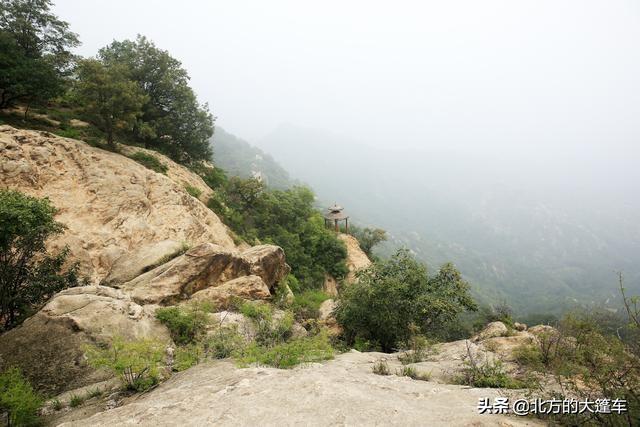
(0, 190), (82, 331)
(335, 249), (477, 351)
(74, 58), (147, 147)
(98, 35), (213, 163)
(0, 0), (79, 109)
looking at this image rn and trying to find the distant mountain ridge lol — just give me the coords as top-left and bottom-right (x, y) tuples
(210, 127), (295, 189)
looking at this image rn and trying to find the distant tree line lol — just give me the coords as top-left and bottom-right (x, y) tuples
(0, 0), (213, 163)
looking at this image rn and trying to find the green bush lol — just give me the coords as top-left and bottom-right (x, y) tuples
(205, 326), (246, 359)
(335, 249), (477, 352)
(84, 337), (166, 392)
(292, 289), (330, 320)
(55, 127), (81, 139)
(239, 302), (294, 347)
(184, 184), (202, 199)
(69, 394), (84, 408)
(397, 366), (431, 381)
(128, 151), (168, 174)
(174, 343), (204, 372)
(372, 360), (390, 376)
(237, 332), (334, 369)
(456, 359), (523, 389)
(0, 189), (83, 331)
(0, 367), (42, 426)
(156, 305), (209, 345)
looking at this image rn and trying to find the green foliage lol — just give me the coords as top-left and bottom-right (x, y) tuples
(514, 311), (640, 425)
(75, 59), (147, 147)
(335, 249), (477, 352)
(211, 178), (348, 288)
(0, 189), (82, 331)
(128, 151), (168, 174)
(473, 302), (514, 330)
(205, 325), (245, 359)
(292, 289), (330, 320)
(184, 184), (202, 199)
(237, 332), (334, 369)
(68, 394), (84, 408)
(173, 343), (204, 372)
(98, 35), (213, 163)
(398, 332), (432, 365)
(398, 366), (431, 381)
(0, 367), (42, 426)
(372, 360), (390, 376)
(0, 0), (79, 109)
(85, 337), (166, 392)
(87, 388), (103, 399)
(457, 358), (523, 389)
(239, 302), (293, 347)
(54, 127), (81, 139)
(155, 305), (209, 345)
(51, 398), (62, 411)
(350, 225), (387, 258)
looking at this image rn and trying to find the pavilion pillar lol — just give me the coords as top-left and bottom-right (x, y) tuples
(334, 219), (338, 232)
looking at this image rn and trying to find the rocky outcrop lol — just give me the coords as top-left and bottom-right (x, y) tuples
(118, 243), (289, 306)
(0, 286), (171, 396)
(0, 126), (235, 284)
(190, 275), (271, 308)
(318, 299), (342, 336)
(338, 233), (371, 284)
(58, 351), (541, 427)
(471, 321), (509, 342)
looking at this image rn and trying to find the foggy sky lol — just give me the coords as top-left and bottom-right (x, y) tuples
(53, 0), (640, 199)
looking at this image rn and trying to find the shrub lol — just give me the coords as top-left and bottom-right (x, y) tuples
(184, 184), (202, 199)
(87, 388), (103, 398)
(85, 337), (166, 392)
(292, 289), (330, 320)
(156, 305), (209, 345)
(372, 360), (391, 376)
(69, 394), (84, 407)
(398, 327), (433, 365)
(335, 249), (477, 352)
(174, 343), (204, 372)
(128, 151), (168, 174)
(51, 398), (63, 411)
(55, 127), (81, 139)
(237, 332), (334, 369)
(398, 366), (431, 381)
(205, 326), (246, 359)
(0, 190), (83, 331)
(0, 367), (42, 426)
(457, 358), (523, 389)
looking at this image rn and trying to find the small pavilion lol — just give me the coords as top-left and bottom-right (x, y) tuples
(324, 203), (349, 233)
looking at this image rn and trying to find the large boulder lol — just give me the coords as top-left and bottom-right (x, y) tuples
(190, 275), (271, 309)
(471, 321), (508, 342)
(0, 286), (171, 395)
(119, 243), (289, 305)
(0, 126), (235, 284)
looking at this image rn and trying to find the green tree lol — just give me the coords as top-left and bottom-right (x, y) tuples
(350, 226), (387, 257)
(0, 0), (79, 109)
(335, 249), (477, 351)
(75, 59), (147, 148)
(98, 35), (214, 162)
(0, 190), (81, 331)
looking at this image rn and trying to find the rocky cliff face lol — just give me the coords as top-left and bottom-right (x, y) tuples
(0, 126), (235, 284)
(0, 127), (290, 395)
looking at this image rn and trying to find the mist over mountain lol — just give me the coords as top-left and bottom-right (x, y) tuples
(254, 124), (640, 315)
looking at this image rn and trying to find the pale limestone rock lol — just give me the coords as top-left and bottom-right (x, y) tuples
(0, 286), (171, 395)
(513, 322), (527, 331)
(471, 321), (508, 342)
(119, 243), (288, 305)
(190, 275), (271, 309)
(102, 239), (185, 286)
(59, 352), (542, 427)
(318, 299), (342, 336)
(338, 233), (371, 284)
(0, 126), (235, 284)
(323, 274), (338, 296)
